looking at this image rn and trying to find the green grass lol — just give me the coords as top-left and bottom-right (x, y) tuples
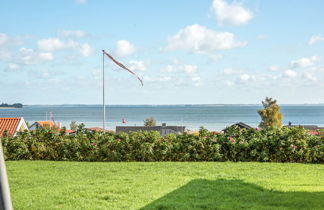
(6, 161), (324, 210)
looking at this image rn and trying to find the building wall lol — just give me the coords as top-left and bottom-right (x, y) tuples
(116, 126), (185, 136)
(18, 120), (28, 132)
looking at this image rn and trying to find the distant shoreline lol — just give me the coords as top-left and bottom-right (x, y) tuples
(0, 107), (18, 109)
(22, 104), (324, 107)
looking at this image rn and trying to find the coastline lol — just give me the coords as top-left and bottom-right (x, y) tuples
(1, 105), (324, 131)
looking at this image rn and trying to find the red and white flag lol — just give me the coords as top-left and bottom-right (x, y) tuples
(103, 50), (143, 86)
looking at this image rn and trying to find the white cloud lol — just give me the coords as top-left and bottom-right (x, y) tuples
(0, 33), (25, 48)
(160, 76), (171, 82)
(115, 40), (136, 57)
(0, 49), (11, 62)
(48, 78), (62, 85)
(18, 48), (54, 65)
(256, 34), (267, 40)
(182, 65), (201, 86)
(226, 81), (234, 87)
(239, 74), (254, 81)
(304, 72), (317, 81)
(309, 35), (324, 45)
(91, 69), (101, 81)
(0, 33), (9, 45)
(191, 75), (201, 82)
(60, 30), (87, 38)
(183, 65), (197, 74)
(290, 56), (320, 68)
(37, 38), (65, 52)
(205, 53), (223, 61)
(8, 63), (20, 70)
(269, 65), (279, 71)
(143, 75), (171, 82)
(184, 65), (202, 87)
(79, 43), (93, 56)
(161, 65), (174, 73)
(128, 60), (147, 71)
(0, 33), (24, 62)
(223, 68), (242, 75)
(283, 69), (297, 78)
(38, 52), (54, 61)
(0, 34), (94, 69)
(75, 0), (87, 4)
(148, 63), (202, 87)
(37, 37), (93, 56)
(42, 72), (50, 78)
(165, 24), (246, 53)
(211, 0), (253, 26)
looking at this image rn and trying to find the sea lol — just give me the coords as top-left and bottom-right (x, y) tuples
(1, 105), (324, 131)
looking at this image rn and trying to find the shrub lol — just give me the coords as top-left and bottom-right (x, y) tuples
(1, 126), (323, 163)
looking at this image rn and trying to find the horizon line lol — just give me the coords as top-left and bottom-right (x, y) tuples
(22, 103), (324, 106)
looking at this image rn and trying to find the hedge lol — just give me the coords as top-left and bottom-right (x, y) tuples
(1, 126), (323, 163)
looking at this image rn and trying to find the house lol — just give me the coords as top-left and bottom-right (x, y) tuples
(86, 127), (106, 132)
(284, 122), (324, 135)
(65, 127), (113, 135)
(29, 121), (57, 130)
(116, 123), (185, 136)
(85, 127), (113, 133)
(64, 129), (75, 135)
(0, 117), (28, 137)
(223, 122), (253, 132)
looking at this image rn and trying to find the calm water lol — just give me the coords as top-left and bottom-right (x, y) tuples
(0, 105), (324, 131)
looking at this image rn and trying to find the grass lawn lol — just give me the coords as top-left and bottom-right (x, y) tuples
(6, 161), (324, 210)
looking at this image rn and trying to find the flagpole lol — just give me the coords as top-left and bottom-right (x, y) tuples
(0, 139), (13, 210)
(102, 50), (106, 131)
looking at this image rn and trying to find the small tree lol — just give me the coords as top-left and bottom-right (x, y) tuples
(70, 121), (78, 130)
(144, 117), (156, 126)
(258, 97), (283, 128)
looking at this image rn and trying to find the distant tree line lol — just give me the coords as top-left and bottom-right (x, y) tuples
(0, 103), (23, 108)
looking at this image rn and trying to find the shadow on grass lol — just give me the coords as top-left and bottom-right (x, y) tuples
(141, 179), (324, 210)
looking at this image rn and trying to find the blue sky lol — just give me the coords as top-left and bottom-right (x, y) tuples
(1, 0), (324, 104)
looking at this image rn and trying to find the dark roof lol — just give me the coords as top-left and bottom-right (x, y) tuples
(85, 127), (113, 132)
(116, 125), (185, 136)
(222, 122), (253, 131)
(223, 122), (253, 131)
(284, 125), (320, 130)
(235, 122), (253, 129)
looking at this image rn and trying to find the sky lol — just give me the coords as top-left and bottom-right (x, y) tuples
(1, 0), (324, 105)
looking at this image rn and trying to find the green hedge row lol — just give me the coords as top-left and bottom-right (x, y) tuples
(1, 126), (323, 163)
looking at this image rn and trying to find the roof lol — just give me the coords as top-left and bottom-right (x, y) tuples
(284, 125), (320, 130)
(86, 127), (105, 132)
(116, 126), (185, 131)
(36, 121), (56, 128)
(223, 122), (253, 131)
(0, 118), (21, 136)
(64, 129), (75, 134)
(308, 130), (320, 136)
(235, 122), (253, 129)
(85, 127), (113, 132)
(115, 126), (186, 136)
(299, 125), (318, 130)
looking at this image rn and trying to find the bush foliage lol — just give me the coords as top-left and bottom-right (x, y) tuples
(1, 126), (323, 163)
